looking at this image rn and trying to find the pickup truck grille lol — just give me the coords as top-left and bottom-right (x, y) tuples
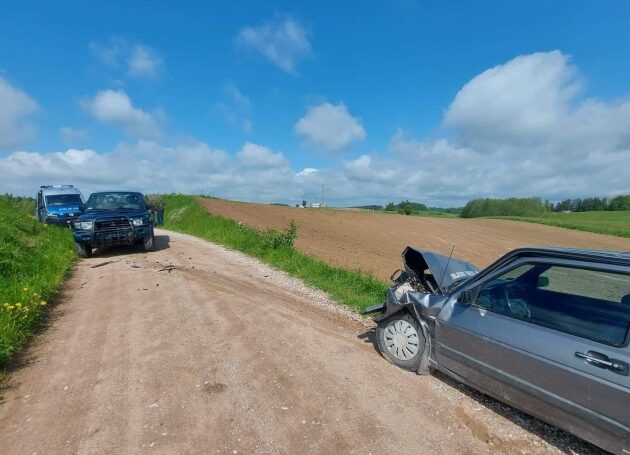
(95, 217), (131, 231)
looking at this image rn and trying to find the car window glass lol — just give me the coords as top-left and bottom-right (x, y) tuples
(540, 267), (628, 302)
(87, 193), (143, 210)
(45, 194), (83, 206)
(475, 263), (630, 346)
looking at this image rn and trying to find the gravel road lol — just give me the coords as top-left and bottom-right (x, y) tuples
(0, 230), (602, 454)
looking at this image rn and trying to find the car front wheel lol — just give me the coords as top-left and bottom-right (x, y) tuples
(143, 231), (155, 252)
(376, 311), (424, 371)
(75, 242), (92, 258)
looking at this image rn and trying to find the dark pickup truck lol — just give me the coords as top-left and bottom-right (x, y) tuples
(71, 191), (155, 258)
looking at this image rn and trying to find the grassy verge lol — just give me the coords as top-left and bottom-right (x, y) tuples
(0, 196), (76, 368)
(163, 195), (388, 312)
(489, 211), (630, 238)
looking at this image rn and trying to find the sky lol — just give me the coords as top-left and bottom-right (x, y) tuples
(1, 0), (629, 207)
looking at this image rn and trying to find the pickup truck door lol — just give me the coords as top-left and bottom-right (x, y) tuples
(434, 259), (630, 454)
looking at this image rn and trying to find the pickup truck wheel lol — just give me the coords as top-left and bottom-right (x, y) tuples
(75, 242), (92, 258)
(143, 232), (155, 252)
(376, 312), (424, 371)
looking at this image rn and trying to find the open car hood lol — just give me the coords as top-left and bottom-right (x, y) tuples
(402, 246), (479, 294)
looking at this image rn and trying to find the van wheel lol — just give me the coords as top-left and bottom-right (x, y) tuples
(376, 312), (424, 371)
(143, 231), (155, 252)
(75, 242), (92, 258)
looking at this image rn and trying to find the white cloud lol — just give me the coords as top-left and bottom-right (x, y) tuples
(215, 83), (252, 132)
(0, 76), (39, 149)
(296, 167), (318, 177)
(236, 17), (311, 74)
(90, 37), (164, 79)
(89, 36), (127, 69)
(60, 126), (89, 145)
(236, 142), (289, 169)
(2, 51), (629, 207)
(225, 83), (251, 109)
(127, 44), (164, 79)
(83, 89), (162, 139)
(295, 102), (366, 152)
(0, 141), (296, 202)
(445, 50), (581, 146)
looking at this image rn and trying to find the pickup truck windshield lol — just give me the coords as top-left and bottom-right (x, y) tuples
(45, 194), (83, 206)
(86, 192), (145, 211)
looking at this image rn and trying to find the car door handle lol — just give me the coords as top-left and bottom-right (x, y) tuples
(575, 351), (629, 375)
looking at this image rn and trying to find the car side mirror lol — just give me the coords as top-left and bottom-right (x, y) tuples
(458, 289), (475, 305)
(537, 276), (550, 288)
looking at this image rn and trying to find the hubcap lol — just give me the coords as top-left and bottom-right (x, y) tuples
(383, 319), (420, 361)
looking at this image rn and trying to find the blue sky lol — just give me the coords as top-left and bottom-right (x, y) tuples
(1, 0), (629, 206)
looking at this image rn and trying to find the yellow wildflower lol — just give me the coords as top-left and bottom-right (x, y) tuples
(15, 303), (22, 308)
(23, 287), (28, 292)
(8, 305), (14, 311)
(33, 292), (38, 297)
(40, 301), (47, 306)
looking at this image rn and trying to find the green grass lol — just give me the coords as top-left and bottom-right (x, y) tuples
(490, 211), (630, 238)
(0, 196), (76, 368)
(163, 195), (388, 312)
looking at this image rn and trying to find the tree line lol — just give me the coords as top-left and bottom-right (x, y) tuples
(461, 194), (630, 218)
(550, 195), (630, 212)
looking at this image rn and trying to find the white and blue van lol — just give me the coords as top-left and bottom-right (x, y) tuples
(36, 185), (85, 225)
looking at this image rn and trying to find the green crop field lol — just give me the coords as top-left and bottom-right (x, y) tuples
(0, 196), (76, 369)
(491, 211), (630, 238)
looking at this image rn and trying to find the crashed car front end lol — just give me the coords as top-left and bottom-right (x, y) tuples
(365, 246), (479, 321)
(364, 247), (478, 374)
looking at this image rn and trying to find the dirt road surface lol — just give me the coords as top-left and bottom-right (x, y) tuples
(199, 198), (630, 280)
(0, 230), (602, 454)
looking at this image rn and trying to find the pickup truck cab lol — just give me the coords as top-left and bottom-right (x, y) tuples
(36, 185), (84, 225)
(71, 191), (154, 258)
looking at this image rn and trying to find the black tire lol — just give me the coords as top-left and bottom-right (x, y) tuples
(376, 311), (425, 371)
(75, 242), (92, 258)
(143, 231), (155, 252)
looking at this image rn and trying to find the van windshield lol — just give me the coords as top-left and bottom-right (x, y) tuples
(86, 192), (145, 210)
(45, 194), (83, 206)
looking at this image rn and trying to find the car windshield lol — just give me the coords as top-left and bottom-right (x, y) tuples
(86, 192), (144, 211)
(45, 194), (83, 206)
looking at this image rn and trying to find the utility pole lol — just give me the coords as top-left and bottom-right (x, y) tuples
(321, 184), (325, 206)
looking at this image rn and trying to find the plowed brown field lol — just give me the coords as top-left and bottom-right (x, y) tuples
(198, 198), (630, 280)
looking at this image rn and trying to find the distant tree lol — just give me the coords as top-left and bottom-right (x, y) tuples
(385, 202), (396, 211)
(461, 197), (544, 218)
(302, 200), (307, 208)
(609, 195), (630, 211)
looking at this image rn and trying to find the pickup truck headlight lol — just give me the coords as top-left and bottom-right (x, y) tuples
(73, 221), (94, 230)
(131, 218), (145, 226)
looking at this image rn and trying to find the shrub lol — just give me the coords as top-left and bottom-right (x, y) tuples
(261, 221), (298, 248)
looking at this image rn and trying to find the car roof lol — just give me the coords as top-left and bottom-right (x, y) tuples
(502, 246), (630, 266)
(42, 187), (82, 196)
(89, 191), (143, 195)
